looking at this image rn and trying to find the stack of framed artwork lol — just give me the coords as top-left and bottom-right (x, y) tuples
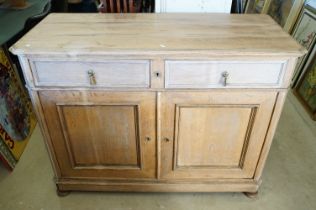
(244, 0), (305, 32)
(245, 0), (316, 120)
(294, 46), (316, 120)
(293, 2), (316, 120)
(291, 3), (316, 85)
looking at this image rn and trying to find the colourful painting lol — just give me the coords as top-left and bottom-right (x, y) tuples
(0, 47), (37, 161)
(293, 11), (316, 49)
(295, 45), (316, 120)
(291, 8), (316, 85)
(0, 137), (16, 170)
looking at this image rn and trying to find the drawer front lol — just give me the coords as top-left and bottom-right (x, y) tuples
(31, 60), (150, 87)
(165, 61), (286, 88)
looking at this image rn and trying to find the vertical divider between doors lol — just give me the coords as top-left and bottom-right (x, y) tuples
(156, 91), (162, 179)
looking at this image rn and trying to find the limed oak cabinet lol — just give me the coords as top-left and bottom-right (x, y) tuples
(11, 13), (304, 196)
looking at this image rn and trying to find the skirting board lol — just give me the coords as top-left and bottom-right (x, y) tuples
(56, 179), (260, 193)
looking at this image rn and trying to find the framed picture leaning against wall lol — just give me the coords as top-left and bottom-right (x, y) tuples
(244, 0), (270, 13)
(291, 6), (316, 86)
(294, 43), (316, 120)
(267, 0), (305, 32)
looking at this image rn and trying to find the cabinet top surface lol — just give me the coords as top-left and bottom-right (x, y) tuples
(11, 13), (305, 57)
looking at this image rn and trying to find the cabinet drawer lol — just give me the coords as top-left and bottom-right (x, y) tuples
(31, 60), (150, 87)
(165, 61), (286, 88)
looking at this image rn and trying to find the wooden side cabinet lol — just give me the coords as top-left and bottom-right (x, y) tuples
(11, 13), (305, 195)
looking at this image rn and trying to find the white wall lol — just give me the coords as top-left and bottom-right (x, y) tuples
(155, 0), (232, 13)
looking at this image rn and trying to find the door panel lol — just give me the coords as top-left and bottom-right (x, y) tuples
(160, 91), (277, 179)
(39, 91), (156, 179)
(176, 105), (254, 168)
(57, 104), (140, 168)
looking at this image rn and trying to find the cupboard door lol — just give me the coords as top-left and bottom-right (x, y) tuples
(39, 91), (156, 179)
(160, 91), (277, 179)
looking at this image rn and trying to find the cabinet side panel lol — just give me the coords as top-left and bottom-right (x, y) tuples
(254, 91), (287, 181)
(17, 56), (35, 88)
(27, 90), (62, 178)
(282, 58), (298, 88)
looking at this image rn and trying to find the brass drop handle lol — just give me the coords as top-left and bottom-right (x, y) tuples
(88, 70), (97, 85)
(145, 136), (151, 141)
(164, 137), (170, 142)
(222, 71), (229, 86)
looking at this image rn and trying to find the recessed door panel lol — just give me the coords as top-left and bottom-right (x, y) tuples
(176, 105), (255, 168)
(160, 91), (277, 179)
(39, 91), (156, 179)
(57, 104), (141, 168)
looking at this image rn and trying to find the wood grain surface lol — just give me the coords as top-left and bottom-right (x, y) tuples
(11, 13), (305, 56)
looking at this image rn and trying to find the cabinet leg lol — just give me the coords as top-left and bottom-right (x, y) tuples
(243, 191), (258, 198)
(56, 186), (70, 197)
